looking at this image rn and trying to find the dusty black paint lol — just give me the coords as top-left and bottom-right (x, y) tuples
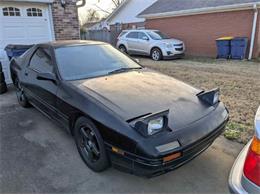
(10, 40), (229, 176)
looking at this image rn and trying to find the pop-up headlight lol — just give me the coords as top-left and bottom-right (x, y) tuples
(148, 117), (164, 135)
(133, 110), (169, 137)
(197, 88), (220, 106)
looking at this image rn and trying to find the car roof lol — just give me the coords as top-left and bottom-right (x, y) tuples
(38, 40), (107, 48)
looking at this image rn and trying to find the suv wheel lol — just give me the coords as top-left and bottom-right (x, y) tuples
(119, 45), (127, 54)
(151, 48), (162, 61)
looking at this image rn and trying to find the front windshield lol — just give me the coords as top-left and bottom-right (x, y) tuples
(55, 44), (141, 81)
(147, 31), (170, 40)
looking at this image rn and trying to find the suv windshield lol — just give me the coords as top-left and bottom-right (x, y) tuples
(55, 44), (141, 81)
(147, 31), (170, 40)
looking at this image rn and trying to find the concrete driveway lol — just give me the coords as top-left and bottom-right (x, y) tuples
(0, 86), (244, 193)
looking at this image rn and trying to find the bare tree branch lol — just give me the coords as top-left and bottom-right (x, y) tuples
(79, 9), (101, 27)
(93, 4), (111, 14)
(111, 0), (123, 7)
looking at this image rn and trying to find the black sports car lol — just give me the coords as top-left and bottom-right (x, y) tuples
(10, 40), (229, 177)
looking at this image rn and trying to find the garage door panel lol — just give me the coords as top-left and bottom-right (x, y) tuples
(0, 2), (54, 84)
(28, 25), (50, 37)
(3, 26), (27, 39)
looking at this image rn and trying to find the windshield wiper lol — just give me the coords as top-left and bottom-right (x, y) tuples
(108, 67), (142, 75)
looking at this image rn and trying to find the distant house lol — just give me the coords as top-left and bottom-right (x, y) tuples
(83, 19), (109, 31)
(106, 0), (157, 31)
(139, 0), (260, 58)
(83, 21), (100, 30)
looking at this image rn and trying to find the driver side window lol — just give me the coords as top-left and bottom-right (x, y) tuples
(138, 32), (148, 40)
(29, 48), (53, 73)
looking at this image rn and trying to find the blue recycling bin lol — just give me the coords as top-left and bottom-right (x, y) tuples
(231, 37), (248, 60)
(216, 37), (233, 59)
(4, 44), (33, 60)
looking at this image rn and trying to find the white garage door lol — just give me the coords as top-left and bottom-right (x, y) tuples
(0, 2), (54, 83)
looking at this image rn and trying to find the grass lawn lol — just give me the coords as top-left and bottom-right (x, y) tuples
(138, 56), (260, 144)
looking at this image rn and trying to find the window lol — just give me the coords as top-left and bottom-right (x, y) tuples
(55, 44), (141, 81)
(2, 7), (20, 16)
(118, 31), (128, 38)
(138, 32), (149, 40)
(147, 31), (170, 40)
(29, 48), (53, 73)
(27, 8), (42, 17)
(126, 32), (138, 39)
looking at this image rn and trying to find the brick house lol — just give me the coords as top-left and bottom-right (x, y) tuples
(139, 0), (260, 58)
(0, 0), (82, 83)
(51, 0), (81, 40)
(106, 0), (157, 31)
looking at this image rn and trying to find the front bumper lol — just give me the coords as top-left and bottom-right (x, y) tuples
(161, 47), (185, 59)
(228, 140), (260, 194)
(163, 53), (185, 60)
(106, 120), (227, 177)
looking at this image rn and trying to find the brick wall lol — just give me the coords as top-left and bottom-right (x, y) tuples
(257, 10), (260, 57)
(51, 0), (80, 40)
(146, 9), (260, 58)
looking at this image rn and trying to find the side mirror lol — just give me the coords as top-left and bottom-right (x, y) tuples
(142, 36), (149, 41)
(37, 72), (57, 82)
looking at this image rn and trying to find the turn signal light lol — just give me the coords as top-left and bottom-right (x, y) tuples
(112, 147), (125, 155)
(244, 136), (260, 186)
(163, 152), (181, 163)
(251, 136), (260, 155)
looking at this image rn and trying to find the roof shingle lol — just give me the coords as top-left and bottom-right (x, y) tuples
(139, 0), (260, 16)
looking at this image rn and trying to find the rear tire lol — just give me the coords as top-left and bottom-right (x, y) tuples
(15, 78), (30, 108)
(151, 48), (162, 61)
(74, 117), (110, 172)
(119, 45), (127, 54)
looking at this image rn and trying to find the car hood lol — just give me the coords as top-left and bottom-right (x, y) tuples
(70, 69), (215, 130)
(160, 39), (183, 45)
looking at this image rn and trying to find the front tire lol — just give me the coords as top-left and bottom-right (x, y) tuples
(74, 117), (110, 172)
(15, 78), (30, 108)
(151, 48), (162, 61)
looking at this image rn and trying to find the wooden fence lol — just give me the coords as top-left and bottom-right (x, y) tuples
(81, 30), (120, 46)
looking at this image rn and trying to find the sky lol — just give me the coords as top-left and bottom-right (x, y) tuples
(78, 0), (115, 19)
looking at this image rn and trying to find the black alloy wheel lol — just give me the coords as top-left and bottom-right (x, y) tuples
(74, 117), (110, 172)
(15, 79), (30, 108)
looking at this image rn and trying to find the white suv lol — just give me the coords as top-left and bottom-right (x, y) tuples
(116, 29), (185, 61)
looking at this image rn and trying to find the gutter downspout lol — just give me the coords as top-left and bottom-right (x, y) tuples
(76, 0), (86, 39)
(48, 4), (55, 41)
(248, 4), (258, 60)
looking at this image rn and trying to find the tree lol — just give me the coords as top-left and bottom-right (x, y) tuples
(79, 0), (124, 27)
(111, 0), (124, 7)
(94, 0), (124, 14)
(79, 9), (101, 28)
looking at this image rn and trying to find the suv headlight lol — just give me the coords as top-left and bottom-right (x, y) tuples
(132, 110), (169, 137)
(164, 43), (173, 49)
